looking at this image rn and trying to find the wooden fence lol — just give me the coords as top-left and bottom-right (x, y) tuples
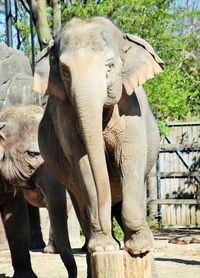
(147, 121), (200, 228)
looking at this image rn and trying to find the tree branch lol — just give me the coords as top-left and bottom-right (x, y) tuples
(31, 0), (52, 50)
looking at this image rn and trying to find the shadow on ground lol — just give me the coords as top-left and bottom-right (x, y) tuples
(155, 257), (200, 265)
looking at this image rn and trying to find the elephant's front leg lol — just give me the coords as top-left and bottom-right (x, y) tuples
(120, 118), (154, 255)
(78, 155), (119, 253)
(1, 191), (37, 278)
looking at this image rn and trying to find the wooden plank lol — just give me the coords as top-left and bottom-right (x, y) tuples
(166, 205), (171, 226)
(190, 205), (196, 226)
(181, 204), (186, 226)
(176, 204), (181, 226)
(148, 199), (200, 205)
(171, 203), (176, 226)
(161, 205), (167, 226)
(160, 143), (200, 149)
(160, 146), (200, 153)
(186, 205), (190, 226)
(148, 171), (199, 177)
(197, 207), (200, 225)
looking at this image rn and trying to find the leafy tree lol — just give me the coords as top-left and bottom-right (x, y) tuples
(60, 0), (199, 126)
(1, 0), (199, 127)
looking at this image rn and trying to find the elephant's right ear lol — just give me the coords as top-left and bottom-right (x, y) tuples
(33, 41), (66, 100)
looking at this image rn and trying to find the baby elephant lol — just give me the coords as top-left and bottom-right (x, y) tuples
(0, 105), (77, 278)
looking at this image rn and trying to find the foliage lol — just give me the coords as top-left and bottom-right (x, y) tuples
(61, 0), (200, 130)
(146, 216), (159, 232)
(112, 215), (159, 241)
(1, 0), (199, 127)
(112, 217), (124, 241)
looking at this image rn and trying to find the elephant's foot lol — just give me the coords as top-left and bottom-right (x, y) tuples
(88, 233), (119, 253)
(13, 270), (38, 278)
(43, 239), (58, 254)
(30, 237), (46, 250)
(124, 222), (154, 255)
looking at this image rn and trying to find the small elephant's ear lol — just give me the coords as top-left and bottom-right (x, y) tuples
(0, 144), (5, 161)
(0, 122), (6, 138)
(0, 122), (6, 161)
(33, 40), (66, 100)
(122, 34), (164, 95)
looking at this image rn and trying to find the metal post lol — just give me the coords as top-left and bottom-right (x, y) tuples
(5, 0), (12, 47)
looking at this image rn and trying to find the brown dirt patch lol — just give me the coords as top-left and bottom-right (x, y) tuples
(0, 236), (200, 278)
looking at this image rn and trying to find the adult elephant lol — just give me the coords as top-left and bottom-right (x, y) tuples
(0, 106), (77, 278)
(34, 16), (163, 255)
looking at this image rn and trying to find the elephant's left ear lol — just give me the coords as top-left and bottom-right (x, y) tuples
(122, 34), (164, 95)
(0, 122), (6, 161)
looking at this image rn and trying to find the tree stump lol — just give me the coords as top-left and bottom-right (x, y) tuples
(90, 250), (152, 278)
(124, 251), (152, 278)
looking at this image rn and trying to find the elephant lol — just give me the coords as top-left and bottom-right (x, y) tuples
(33, 16), (163, 256)
(0, 42), (48, 253)
(0, 105), (77, 278)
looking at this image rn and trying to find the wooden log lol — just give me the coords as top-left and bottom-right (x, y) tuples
(90, 250), (124, 278)
(90, 250), (153, 278)
(124, 251), (152, 278)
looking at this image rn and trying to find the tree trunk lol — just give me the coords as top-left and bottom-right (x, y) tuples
(32, 0), (52, 50)
(50, 0), (61, 36)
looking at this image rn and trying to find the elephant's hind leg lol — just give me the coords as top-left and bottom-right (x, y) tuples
(2, 191), (37, 278)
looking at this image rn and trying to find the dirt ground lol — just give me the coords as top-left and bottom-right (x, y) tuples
(0, 233), (200, 278)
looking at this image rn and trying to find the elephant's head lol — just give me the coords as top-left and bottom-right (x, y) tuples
(33, 17), (163, 235)
(0, 106), (44, 190)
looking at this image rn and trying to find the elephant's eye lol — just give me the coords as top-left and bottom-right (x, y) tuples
(27, 150), (40, 158)
(105, 60), (115, 72)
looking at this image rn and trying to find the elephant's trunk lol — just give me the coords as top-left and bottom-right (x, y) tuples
(74, 83), (111, 236)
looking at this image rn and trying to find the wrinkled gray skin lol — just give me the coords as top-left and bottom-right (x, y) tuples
(34, 17), (163, 255)
(0, 106), (77, 278)
(0, 43), (48, 251)
(0, 43), (43, 109)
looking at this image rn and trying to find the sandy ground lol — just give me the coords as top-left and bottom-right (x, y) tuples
(0, 235), (200, 278)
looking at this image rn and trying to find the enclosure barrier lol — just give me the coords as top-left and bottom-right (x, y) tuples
(147, 121), (200, 227)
